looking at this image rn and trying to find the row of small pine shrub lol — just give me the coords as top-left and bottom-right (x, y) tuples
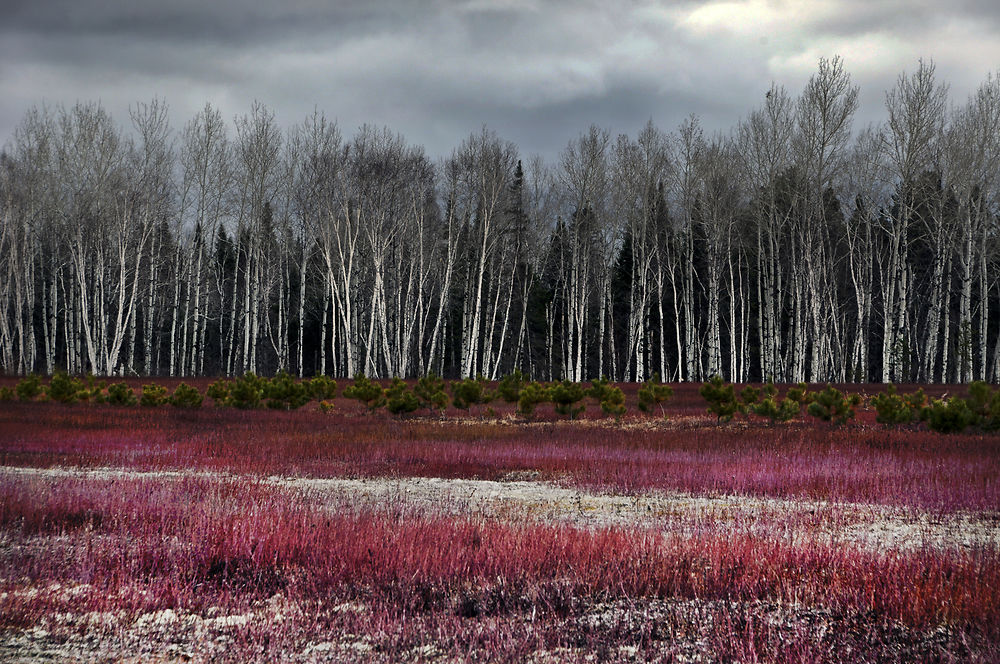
(206, 372), (338, 410)
(1, 370), (662, 420)
(700, 376), (863, 425)
(1, 371), (338, 412)
(0, 370), (900, 426)
(699, 376), (1000, 434)
(873, 381), (1000, 433)
(7, 370), (996, 433)
(0, 372), (204, 408)
(335, 370), (649, 421)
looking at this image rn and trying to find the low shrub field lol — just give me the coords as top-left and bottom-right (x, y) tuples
(1, 375), (998, 662)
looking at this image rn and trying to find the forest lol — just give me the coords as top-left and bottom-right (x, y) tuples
(1, 57), (998, 383)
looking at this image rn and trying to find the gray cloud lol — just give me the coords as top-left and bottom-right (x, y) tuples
(2, 1), (416, 44)
(2, 0), (998, 161)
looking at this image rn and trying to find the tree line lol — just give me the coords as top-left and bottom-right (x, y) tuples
(1, 57), (998, 382)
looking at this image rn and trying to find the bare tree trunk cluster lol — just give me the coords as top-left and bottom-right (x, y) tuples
(2, 61), (999, 382)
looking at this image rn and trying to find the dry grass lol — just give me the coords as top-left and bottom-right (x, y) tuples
(1, 385), (998, 662)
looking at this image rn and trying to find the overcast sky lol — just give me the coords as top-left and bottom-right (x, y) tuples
(2, 0), (999, 161)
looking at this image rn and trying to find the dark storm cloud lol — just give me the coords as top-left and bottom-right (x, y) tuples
(1, 0), (420, 44)
(2, 0), (998, 161)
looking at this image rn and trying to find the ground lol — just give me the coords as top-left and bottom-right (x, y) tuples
(1, 381), (998, 662)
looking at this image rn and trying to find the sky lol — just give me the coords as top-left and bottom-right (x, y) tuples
(2, 0), (999, 162)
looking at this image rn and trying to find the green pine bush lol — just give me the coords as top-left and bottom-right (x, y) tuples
(106, 382), (137, 406)
(517, 381), (550, 417)
(637, 374), (673, 418)
(739, 385), (760, 413)
(308, 375), (338, 401)
(343, 373), (386, 412)
(385, 377), (420, 415)
(599, 385), (627, 420)
(753, 396), (801, 423)
(48, 371), (82, 404)
(921, 397), (976, 434)
(15, 374), (44, 401)
(451, 376), (492, 412)
(550, 380), (586, 419)
(699, 375), (738, 422)
(587, 377), (614, 403)
(228, 373), (266, 409)
(786, 382), (814, 406)
(264, 371), (310, 410)
(169, 382), (204, 409)
(750, 382), (799, 423)
(414, 373), (449, 414)
(77, 375), (105, 402)
(805, 384), (861, 425)
(140, 384), (169, 407)
(206, 379), (232, 406)
(871, 384), (920, 425)
(497, 370), (526, 403)
(966, 381), (1000, 432)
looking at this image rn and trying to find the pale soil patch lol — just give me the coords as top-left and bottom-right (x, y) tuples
(0, 595), (974, 663)
(2, 463), (995, 662)
(438, 413), (723, 430)
(2, 465), (997, 552)
(281, 474), (1000, 552)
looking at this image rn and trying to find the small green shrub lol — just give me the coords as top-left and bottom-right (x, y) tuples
(786, 383), (814, 406)
(170, 382), (204, 409)
(48, 371), (82, 404)
(599, 385), (627, 420)
(206, 379), (231, 406)
(414, 373), (449, 414)
(805, 384), (861, 425)
(921, 397), (976, 434)
(343, 373), (386, 412)
(451, 376), (492, 412)
(106, 382), (137, 406)
(497, 370), (526, 403)
(966, 381), (1000, 432)
(385, 377), (420, 415)
(700, 376), (738, 422)
(0, 386), (15, 401)
(587, 377), (614, 403)
(15, 374), (44, 401)
(550, 380), (586, 419)
(904, 388), (928, 413)
(749, 382), (799, 423)
(140, 384), (169, 407)
(77, 375), (105, 402)
(517, 381), (550, 417)
(308, 375), (338, 401)
(739, 385), (761, 411)
(753, 396), (801, 423)
(264, 371), (310, 410)
(637, 374), (673, 418)
(228, 373), (266, 409)
(871, 384), (922, 425)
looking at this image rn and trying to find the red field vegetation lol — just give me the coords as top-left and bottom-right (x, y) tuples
(1, 389), (997, 511)
(1, 472), (997, 662)
(1, 380), (998, 662)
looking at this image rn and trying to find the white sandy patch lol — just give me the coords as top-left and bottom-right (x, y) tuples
(2, 465), (997, 552)
(277, 473), (1000, 552)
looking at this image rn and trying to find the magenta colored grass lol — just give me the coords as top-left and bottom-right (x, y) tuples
(2, 473), (997, 635)
(1, 400), (998, 511)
